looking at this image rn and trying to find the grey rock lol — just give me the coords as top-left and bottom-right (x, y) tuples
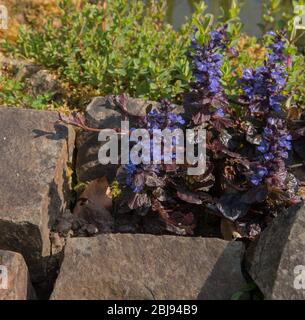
(15, 63), (42, 82)
(0, 56), (62, 101)
(0, 55), (42, 81)
(0, 107), (75, 293)
(245, 204), (305, 300)
(81, 224), (99, 236)
(0, 250), (36, 300)
(54, 210), (74, 237)
(85, 95), (157, 128)
(26, 69), (62, 99)
(50, 232), (66, 255)
(51, 234), (245, 300)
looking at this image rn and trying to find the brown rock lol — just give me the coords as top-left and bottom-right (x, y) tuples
(0, 250), (35, 300)
(245, 204), (305, 300)
(0, 107), (75, 292)
(51, 234), (245, 300)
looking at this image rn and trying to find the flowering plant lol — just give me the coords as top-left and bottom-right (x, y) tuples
(59, 5), (305, 239)
(111, 24), (305, 239)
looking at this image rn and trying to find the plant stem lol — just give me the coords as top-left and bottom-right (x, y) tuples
(102, 0), (107, 32)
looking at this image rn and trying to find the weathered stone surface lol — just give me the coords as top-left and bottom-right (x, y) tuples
(51, 234), (245, 300)
(0, 250), (35, 300)
(26, 69), (63, 100)
(76, 96), (185, 183)
(0, 55), (42, 80)
(0, 107), (75, 291)
(245, 204), (305, 300)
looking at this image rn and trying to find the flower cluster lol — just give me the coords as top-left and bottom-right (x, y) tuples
(119, 100), (186, 195)
(191, 26), (226, 95)
(241, 32), (294, 192)
(240, 32), (287, 115)
(145, 100), (185, 132)
(188, 25), (229, 125)
(122, 163), (142, 193)
(241, 65), (287, 114)
(250, 117), (292, 187)
(266, 31), (287, 64)
(62, 23), (303, 240)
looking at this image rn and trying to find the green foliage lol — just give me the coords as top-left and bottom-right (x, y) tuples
(191, 0), (247, 103)
(0, 74), (53, 109)
(259, 0), (293, 34)
(4, 0), (305, 110)
(284, 3), (305, 109)
(5, 0), (195, 102)
(285, 47), (305, 109)
(231, 282), (263, 300)
(218, 0), (243, 37)
(4, 0), (248, 103)
(288, 0), (305, 42)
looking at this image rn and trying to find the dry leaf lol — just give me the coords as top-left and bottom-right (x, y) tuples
(106, 186), (113, 200)
(287, 107), (301, 121)
(73, 177), (114, 232)
(298, 186), (305, 198)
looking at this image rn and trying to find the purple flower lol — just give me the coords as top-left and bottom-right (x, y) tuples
(257, 141), (270, 153)
(195, 59), (208, 72)
(210, 30), (222, 42)
(280, 151), (289, 159)
(190, 25), (227, 97)
(250, 175), (262, 186)
(250, 166), (269, 186)
(263, 127), (273, 137)
(264, 153), (275, 161)
(168, 113), (185, 125)
(269, 96), (283, 112)
(214, 108), (225, 117)
(121, 164), (141, 192)
(242, 68), (253, 80)
(240, 32), (287, 117)
(125, 163), (137, 175)
(240, 32), (293, 190)
(267, 31), (276, 37)
(279, 135), (292, 150)
(209, 78), (221, 93)
(267, 31), (286, 64)
(257, 167), (268, 177)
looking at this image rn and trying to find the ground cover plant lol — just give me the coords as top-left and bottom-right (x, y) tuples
(4, 0), (200, 102)
(3, 0), (305, 239)
(60, 1), (305, 239)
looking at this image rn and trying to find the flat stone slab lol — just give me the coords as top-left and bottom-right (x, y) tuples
(0, 107), (74, 288)
(51, 234), (245, 300)
(0, 250), (34, 300)
(246, 204), (305, 300)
